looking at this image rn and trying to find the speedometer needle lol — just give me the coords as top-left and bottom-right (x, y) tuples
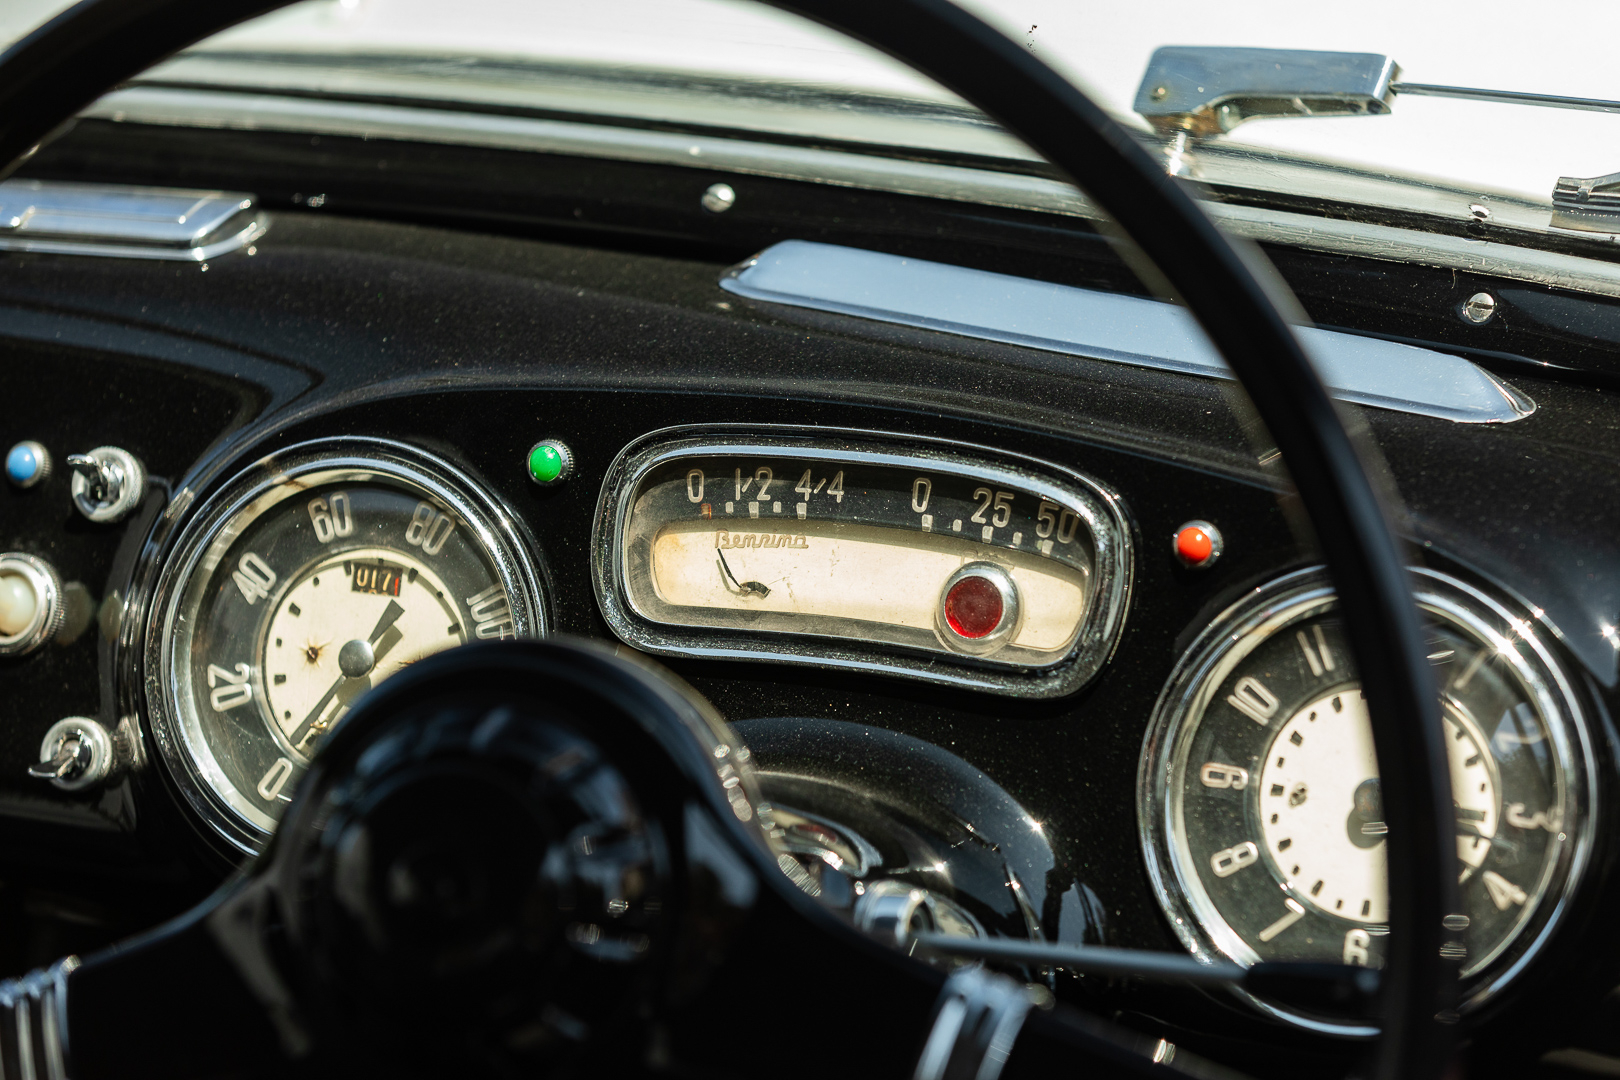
(289, 600), (405, 749)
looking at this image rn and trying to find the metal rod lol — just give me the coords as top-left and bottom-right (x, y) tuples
(910, 933), (1245, 987)
(1392, 82), (1620, 115)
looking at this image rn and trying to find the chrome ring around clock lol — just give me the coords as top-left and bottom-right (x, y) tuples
(144, 438), (545, 855)
(1137, 567), (1594, 1035)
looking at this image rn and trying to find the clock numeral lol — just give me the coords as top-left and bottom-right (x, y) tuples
(1199, 763), (1250, 790)
(1227, 676), (1279, 725)
(1258, 899), (1306, 942)
(1483, 870), (1528, 910)
(1505, 802), (1562, 833)
(1297, 624), (1335, 677)
(1343, 928), (1372, 966)
(1210, 841), (1259, 878)
(232, 552), (278, 605)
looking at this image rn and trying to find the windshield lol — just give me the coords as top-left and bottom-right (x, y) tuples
(13, 0), (1617, 218)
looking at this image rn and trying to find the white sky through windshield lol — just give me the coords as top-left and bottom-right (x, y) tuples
(4, 0), (1618, 203)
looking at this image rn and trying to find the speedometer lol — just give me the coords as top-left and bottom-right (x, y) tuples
(593, 428), (1132, 697)
(1139, 568), (1594, 1032)
(146, 439), (544, 853)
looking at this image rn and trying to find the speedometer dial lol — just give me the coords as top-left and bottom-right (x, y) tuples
(147, 440), (544, 853)
(1139, 568), (1593, 1032)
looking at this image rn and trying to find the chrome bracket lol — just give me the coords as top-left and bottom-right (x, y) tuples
(1552, 172), (1620, 234)
(1135, 46), (1399, 139)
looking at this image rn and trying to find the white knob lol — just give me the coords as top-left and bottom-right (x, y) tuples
(0, 573), (38, 636)
(0, 554), (63, 656)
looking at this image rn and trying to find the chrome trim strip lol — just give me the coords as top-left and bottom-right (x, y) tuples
(85, 86), (1074, 216)
(722, 241), (1533, 425)
(0, 179), (265, 261)
(591, 425), (1134, 700)
(81, 86), (1620, 298)
(1216, 203), (1620, 298)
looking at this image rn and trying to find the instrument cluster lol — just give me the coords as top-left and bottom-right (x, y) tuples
(124, 423), (1598, 1034)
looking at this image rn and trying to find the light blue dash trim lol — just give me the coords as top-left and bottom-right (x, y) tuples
(720, 240), (1534, 424)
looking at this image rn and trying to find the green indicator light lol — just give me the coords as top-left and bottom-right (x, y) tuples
(526, 440), (573, 486)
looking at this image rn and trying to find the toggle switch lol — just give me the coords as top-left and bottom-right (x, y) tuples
(67, 445), (146, 523)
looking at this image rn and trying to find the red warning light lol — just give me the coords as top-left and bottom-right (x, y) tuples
(1173, 521), (1222, 568)
(944, 574), (1005, 638)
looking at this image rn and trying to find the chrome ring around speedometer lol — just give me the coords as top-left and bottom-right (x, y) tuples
(144, 438), (546, 854)
(1139, 567), (1595, 1035)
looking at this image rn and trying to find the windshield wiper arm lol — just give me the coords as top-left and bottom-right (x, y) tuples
(1390, 81), (1620, 116)
(1136, 47), (1620, 158)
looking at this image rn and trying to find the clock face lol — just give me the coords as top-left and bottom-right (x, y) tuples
(1140, 570), (1592, 1029)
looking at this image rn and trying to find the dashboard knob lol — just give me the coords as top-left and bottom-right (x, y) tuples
(67, 446), (146, 523)
(0, 552), (64, 656)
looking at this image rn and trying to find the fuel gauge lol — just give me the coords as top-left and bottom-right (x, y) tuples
(593, 429), (1133, 697)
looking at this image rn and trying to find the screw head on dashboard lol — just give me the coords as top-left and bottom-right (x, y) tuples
(526, 440), (574, 486)
(701, 183), (737, 214)
(1460, 292), (1498, 325)
(1173, 520), (1222, 569)
(5, 441), (50, 488)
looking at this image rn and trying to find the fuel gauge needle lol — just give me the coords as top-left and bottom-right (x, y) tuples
(716, 547), (771, 598)
(289, 599), (405, 750)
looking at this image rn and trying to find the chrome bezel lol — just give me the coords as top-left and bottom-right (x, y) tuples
(1137, 566), (1596, 1035)
(144, 438), (546, 855)
(0, 552), (64, 657)
(592, 426), (1133, 699)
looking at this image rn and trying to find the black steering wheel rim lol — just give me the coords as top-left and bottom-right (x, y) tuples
(0, 1), (1458, 1076)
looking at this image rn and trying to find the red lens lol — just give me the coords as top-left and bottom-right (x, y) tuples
(944, 575), (1004, 638)
(1175, 526), (1213, 565)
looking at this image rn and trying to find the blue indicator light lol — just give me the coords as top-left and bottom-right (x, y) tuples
(6, 441), (49, 488)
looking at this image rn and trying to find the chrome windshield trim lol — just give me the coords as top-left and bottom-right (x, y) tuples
(80, 86), (1620, 298)
(721, 241), (1534, 425)
(1216, 204), (1620, 300)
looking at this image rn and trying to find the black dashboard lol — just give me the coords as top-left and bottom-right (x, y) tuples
(1, 93), (1619, 1078)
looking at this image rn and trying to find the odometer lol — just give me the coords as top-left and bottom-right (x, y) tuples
(1139, 568), (1594, 1031)
(147, 440), (544, 853)
(594, 429), (1132, 697)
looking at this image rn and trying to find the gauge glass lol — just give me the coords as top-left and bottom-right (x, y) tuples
(152, 445), (542, 851)
(1140, 569), (1592, 1029)
(596, 431), (1132, 698)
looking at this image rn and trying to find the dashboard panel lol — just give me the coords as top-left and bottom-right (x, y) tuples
(0, 175), (1616, 1076)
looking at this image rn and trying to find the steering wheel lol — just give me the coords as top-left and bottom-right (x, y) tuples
(0, 1), (1459, 1077)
